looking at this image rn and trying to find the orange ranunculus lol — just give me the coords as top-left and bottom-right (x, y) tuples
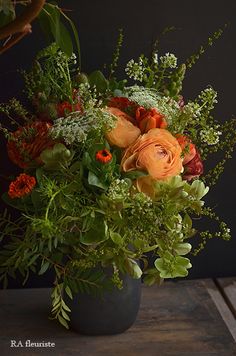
(121, 128), (182, 180)
(7, 121), (55, 169)
(105, 107), (141, 148)
(176, 134), (196, 165)
(135, 107), (167, 133)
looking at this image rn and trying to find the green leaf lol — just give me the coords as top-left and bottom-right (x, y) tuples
(175, 256), (192, 269)
(28, 254), (39, 267)
(36, 168), (44, 186)
(69, 161), (81, 173)
(173, 243), (192, 256)
(125, 259), (142, 279)
(57, 22), (73, 57)
(143, 268), (163, 286)
(88, 71), (108, 93)
(65, 285), (73, 300)
(61, 309), (70, 321)
(142, 244), (159, 253)
(60, 6), (81, 67)
(31, 189), (43, 211)
(122, 170), (148, 180)
(154, 254), (192, 279)
(58, 315), (69, 329)
(110, 231), (123, 245)
(42, 4), (61, 46)
(38, 7), (54, 43)
(191, 180), (209, 199)
(40, 143), (72, 170)
(183, 213), (192, 229)
(2, 192), (25, 211)
(0, 10), (14, 27)
(80, 218), (108, 245)
(61, 299), (71, 312)
(38, 261), (50, 275)
(0, 0), (15, 16)
(88, 171), (108, 190)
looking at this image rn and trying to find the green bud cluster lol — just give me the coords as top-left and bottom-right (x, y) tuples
(164, 63), (186, 99)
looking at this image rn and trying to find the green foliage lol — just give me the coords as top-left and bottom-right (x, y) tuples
(155, 253), (192, 278)
(0, 0), (16, 27)
(40, 144), (73, 170)
(185, 25), (228, 69)
(80, 218), (108, 245)
(23, 43), (77, 108)
(39, 3), (72, 57)
(88, 71), (108, 93)
(109, 28), (124, 79)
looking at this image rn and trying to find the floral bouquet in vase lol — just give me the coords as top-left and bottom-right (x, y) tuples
(0, 29), (235, 334)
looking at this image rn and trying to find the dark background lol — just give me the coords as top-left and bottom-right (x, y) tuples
(0, 0), (236, 287)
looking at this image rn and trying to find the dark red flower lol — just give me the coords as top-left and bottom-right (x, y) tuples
(8, 173), (36, 199)
(108, 97), (137, 114)
(56, 98), (82, 118)
(95, 149), (112, 164)
(7, 121), (55, 169)
(183, 150), (203, 181)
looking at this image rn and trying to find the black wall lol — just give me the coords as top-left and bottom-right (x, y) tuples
(1, 0), (236, 285)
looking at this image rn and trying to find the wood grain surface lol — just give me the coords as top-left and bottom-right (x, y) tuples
(217, 277), (236, 317)
(0, 280), (236, 356)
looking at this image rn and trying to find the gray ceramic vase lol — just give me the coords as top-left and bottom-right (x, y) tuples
(65, 272), (142, 335)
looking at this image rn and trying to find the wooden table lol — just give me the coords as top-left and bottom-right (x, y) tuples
(0, 279), (236, 356)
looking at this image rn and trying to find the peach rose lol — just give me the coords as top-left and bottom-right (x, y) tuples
(135, 107), (167, 133)
(121, 128), (183, 181)
(105, 107), (141, 148)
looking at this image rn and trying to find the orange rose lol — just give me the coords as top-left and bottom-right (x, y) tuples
(135, 107), (167, 133)
(105, 107), (141, 148)
(176, 134), (196, 165)
(121, 128), (182, 181)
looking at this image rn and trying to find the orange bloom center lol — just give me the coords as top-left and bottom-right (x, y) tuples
(8, 173), (36, 199)
(95, 149), (112, 163)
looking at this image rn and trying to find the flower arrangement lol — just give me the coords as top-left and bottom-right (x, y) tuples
(0, 28), (235, 329)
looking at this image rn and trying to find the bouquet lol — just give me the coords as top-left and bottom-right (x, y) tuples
(0, 29), (235, 329)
